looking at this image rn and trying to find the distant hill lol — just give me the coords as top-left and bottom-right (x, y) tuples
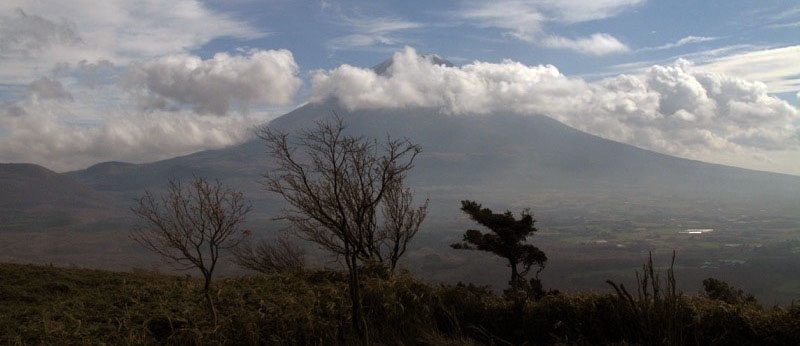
(0, 163), (107, 211)
(0, 163), (118, 233)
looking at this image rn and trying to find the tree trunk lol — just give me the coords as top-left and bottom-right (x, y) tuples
(346, 251), (367, 343)
(203, 276), (218, 327)
(510, 260), (520, 289)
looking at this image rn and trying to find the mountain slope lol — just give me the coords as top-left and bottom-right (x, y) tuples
(64, 99), (800, 221)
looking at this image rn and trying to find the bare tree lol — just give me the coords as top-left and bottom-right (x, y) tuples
(130, 177), (251, 326)
(232, 234), (306, 273)
(259, 116), (426, 340)
(379, 177), (428, 272)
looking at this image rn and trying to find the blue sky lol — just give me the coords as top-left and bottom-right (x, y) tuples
(0, 0), (799, 174)
(199, 0), (800, 90)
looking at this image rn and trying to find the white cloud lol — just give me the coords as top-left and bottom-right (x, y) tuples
(0, 106), (261, 171)
(0, 2), (296, 171)
(328, 15), (423, 51)
(639, 36), (718, 51)
(0, 8), (82, 55)
(58, 60), (118, 88)
(125, 50), (303, 116)
(536, 0), (645, 23)
(312, 47), (800, 159)
(0, 1), (265, 83)
(29, 77), (74, 101)
(767, 21), (800, 29)
(767, 5), (800, 20)
(456, 1), (637, 55)
(0, 62), (297, 171)
(457, 1), (545, 42)
(693, 45), (800, 94)
(542, 33), (630, 55)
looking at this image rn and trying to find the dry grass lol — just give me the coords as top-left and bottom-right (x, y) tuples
(2, 262), (799, 345)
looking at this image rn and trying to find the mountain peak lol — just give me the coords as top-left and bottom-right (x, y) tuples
(372, 54), (454, 76)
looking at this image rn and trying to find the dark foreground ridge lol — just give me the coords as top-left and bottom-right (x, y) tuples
(2, 262), (799, 345)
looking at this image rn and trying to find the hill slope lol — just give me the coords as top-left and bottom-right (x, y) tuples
(0, 163), (106, 211)
(0, 163), (118, 232)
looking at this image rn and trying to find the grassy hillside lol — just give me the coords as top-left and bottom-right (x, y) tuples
(2, 263), (800, 345)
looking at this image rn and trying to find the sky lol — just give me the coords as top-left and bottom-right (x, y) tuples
(0, 0), (799, 175)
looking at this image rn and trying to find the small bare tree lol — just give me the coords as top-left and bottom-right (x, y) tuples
(130, 177), (251, 325)
(380, 177), (429, 272)
(232, 234), (306, 273)
(259, 116), (426, 340)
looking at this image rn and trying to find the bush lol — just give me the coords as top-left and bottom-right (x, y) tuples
(702, 277), (758, 305)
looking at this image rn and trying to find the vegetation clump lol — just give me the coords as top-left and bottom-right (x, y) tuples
(702, 277), (758, 305)
(451, 200), (548, 298)
(3, 261), (800, 345)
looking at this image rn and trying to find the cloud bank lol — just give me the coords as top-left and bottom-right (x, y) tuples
(0, 2), (305, 171)
(0, 0), (265, 83)
(0, 48), (303, 170)
(696, 46), (800, 95)
(126, 50), (302, 115)
(0, 106), (259, 171)
(312, 47), (800, 157)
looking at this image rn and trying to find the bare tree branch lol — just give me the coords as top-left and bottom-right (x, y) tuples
(258, 115), (426, 340)
(130, 176), (251, 326)
(232, 234), (306, 273)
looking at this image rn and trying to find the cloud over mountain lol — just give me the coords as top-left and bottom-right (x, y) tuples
(312, 47), (800, 157)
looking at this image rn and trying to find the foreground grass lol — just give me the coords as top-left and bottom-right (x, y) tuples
(1, 263), (800, 345)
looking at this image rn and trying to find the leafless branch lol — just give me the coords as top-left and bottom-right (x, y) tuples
(130, 176), (251, 325)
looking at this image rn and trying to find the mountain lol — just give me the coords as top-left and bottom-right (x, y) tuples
(61, 52), (800, 219)
(64, 99), (800, 216)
